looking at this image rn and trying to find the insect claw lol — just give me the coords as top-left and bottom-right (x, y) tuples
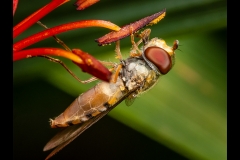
(140, 28), (151, 45)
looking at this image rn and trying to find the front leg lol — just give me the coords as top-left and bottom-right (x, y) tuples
(115, 40), (123, 60)
(130, 32), (142, 57)
(129, 28), (151, 57)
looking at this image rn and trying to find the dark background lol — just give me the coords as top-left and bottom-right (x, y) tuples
(13, 0), (226, 159)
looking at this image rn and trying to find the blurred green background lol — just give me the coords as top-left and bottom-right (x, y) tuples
(13, 0), (226, 159)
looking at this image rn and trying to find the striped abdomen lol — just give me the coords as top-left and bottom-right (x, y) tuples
(50, 78), (126, 128)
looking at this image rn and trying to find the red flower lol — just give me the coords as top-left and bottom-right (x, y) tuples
(13, 0), (120, 82)
(13, 0), (166, 82)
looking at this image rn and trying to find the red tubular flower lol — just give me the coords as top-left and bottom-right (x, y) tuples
(13, 48), (83, 64)
(13, 20), (121, 52)
(13, 0), (167, 83)
(95, 9), (166, 46)
(74, 0), (100, 10)
(13, 0), (18, 16)
(13, 0), (70, 38)
(13, 0), (119, 82)
(72, 49), (112, 82)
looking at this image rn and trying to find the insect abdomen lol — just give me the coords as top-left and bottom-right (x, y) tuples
(50, 79), (125, 128)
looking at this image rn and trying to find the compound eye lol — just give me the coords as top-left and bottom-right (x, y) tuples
(144, 47), (172, 74)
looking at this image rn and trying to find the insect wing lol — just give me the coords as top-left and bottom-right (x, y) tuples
(125, 93), (137, 106)
(44, 107), (114, 160)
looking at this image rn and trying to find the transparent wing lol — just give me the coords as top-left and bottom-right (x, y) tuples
(125, 92), (137, 106)
(44, 107), (114, 160)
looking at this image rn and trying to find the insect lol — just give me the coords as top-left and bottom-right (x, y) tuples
(43, 28), (179, 159)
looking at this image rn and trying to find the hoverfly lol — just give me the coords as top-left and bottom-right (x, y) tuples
(43, 28), (179, 159)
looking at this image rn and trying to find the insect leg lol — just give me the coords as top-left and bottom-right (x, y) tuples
(115, 40), (123, 60)
(138, 28), (151, 45)
(111, 64), (123, 83)
(37, 21), (71, 51)
(129, 28), (152, 57)
(37, 55), (97, 83)
(129, 30), (142, 57)
(98, 61), (116, 67)
(97, 60), (122, 83)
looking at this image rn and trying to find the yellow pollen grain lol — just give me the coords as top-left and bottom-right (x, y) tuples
(148, 12), (166, 26)
(86, 59), (93, 66)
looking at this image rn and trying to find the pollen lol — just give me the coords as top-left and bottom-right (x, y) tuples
(86, 59), (93, 65)
(148, 11), (166, 26)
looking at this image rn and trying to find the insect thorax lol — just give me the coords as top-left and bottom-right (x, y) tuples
(120, 57), (160, 94)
